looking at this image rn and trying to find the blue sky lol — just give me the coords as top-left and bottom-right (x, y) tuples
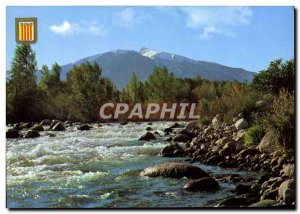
(6, 6), (294, 72)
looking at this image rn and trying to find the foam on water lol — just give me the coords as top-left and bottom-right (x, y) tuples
(7, 121), (259, 208)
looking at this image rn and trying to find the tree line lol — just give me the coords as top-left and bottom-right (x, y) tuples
(6, 44), (295, 149)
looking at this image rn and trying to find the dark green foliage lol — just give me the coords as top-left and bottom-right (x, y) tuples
(122, 72), (145, 103)
(261, 90), (295, 149)
(245, 125), (265, 146)
(6, 44), (39, 122)
(252, 58), (295, 95)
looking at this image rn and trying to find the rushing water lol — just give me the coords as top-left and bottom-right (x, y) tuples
(7, 122), (259, 208)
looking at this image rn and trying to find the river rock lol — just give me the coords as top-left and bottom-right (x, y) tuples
(217, 197), (252, 207)
(282, 164), (294, 178)
(6, 128), (20, 138)
(185, 121), (199, 130)
(258, 130), (281, 153)
(30, 124), (44, 132)
(169, 123), (182, 129)
(235, 118), (248, 130)
(52, 122), (66, 131)
(78, 124), (92, 131)
(40, 119), (51, 126)
(219, 147), (232, 157)
(278, 179), (295, 198)
(212, 114), (221, 127)
(24, 130), (40, 138)
(160, 143), (184, 157)
(237, 148), (260, 158)
(138, 132), (156, 141)
(140, 162), (209, 179)
(184, 177), (219, 192)
(249, 199), (279, 207)
(283, 188), (295, 205)
(146, 127), (153, 131)
(173, 134), (191, 142)
(206, 155), (226, 165)
(261, 188), (279, 200)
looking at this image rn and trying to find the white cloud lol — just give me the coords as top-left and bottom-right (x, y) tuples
(113, 8), (146, 29)
(113, 8), (136, 28)
(179, 7), (253, 40)
(50, 21), (106, 36)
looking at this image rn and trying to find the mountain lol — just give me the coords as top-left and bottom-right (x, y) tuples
(59, 47), (255, 89)
(7, 48), (255, 89)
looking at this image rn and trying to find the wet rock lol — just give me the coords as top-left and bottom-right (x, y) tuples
(78, 124), (92, 131)
(6, 128), (20, 138)
(237, 148), (260, 158)
(173, 134), (191, 142)
(184, 177), (219, 192)
(120, 121), (128, 125)
(30, 124), (44, 132)
(146, 127), (153, 131)
(138, 132), (156, 141)
(140, 162), (209, 179)
(219, 147), (232, 157)
(235, 118), (248, 130)
(169, 123), (182, 129)
(160, 143), (184, 157)
(40, 119), (51, 126)
(24, 130), (40, 138)
(163, 127), (173, 134)
(283, 188), (295, 205)
(206, 155), (226, 165)
(52, 122), (66, 131)
(185, 121), (199, 130)
(217, 197), (252, 207)
(249, 199), (279, 207)
(235, 182), (253, 194)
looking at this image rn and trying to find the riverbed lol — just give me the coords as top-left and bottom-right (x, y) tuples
(6, 122), (259, 208)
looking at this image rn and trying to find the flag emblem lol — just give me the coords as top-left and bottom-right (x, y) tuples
(15, 18), (37, 44)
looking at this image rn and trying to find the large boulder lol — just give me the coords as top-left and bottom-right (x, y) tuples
(249, 199), (280, 207)
(283, 188), (295, 205)
(235, 118), (248, 130)
(140, 162), (209, 179)
(138, 132), (156, 141)
(40, 119), (51, 126)
(52, 122), (66, 131)
(278, 179), (295, 198)
(24, 130), (40, 138)
(78, 124), (92, 131)
(30, 124), (44, 132)
(184, 177), (219, 192)
(258, 130), (282, 153)
(160, 143), (184, 157)
(6, 128), (20, 138)
(172, 134), (191, 142)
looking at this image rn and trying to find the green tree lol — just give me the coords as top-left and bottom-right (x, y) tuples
(7, 44), (39, 122)
(122, 72), (145, 102)
(145, 66), (189, 102)
(67, 62), (118, 121)
(252, 58), (295, 95)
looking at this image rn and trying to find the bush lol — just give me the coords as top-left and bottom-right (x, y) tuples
(257, 89), (295, 150)
(245, 125), (265, 146)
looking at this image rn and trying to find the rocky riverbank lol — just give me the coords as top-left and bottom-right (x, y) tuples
(6, 117), (295, 208)
(138, 116), (295, 208)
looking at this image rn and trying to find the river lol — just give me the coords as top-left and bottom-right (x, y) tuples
(6, 121), (259, 208)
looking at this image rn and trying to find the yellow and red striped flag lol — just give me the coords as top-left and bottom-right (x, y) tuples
(15, 18), (37, 44)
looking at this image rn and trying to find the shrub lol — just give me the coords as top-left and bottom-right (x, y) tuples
(245, 125), (265, 146)
(260, 89), (295, 150)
